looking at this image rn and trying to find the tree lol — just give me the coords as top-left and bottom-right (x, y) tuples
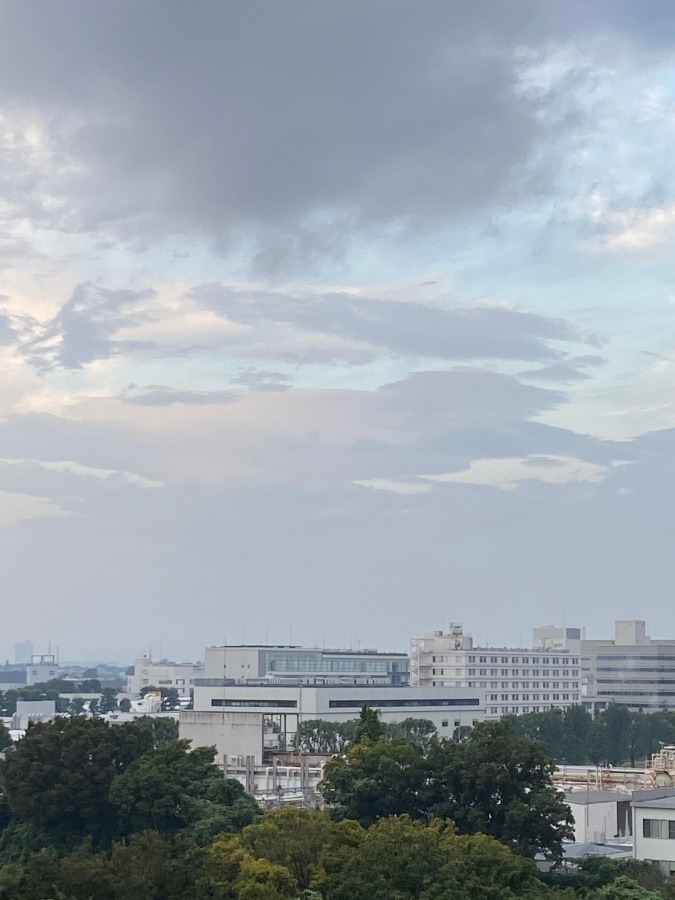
(321, 738), (430, 826)
(162, 688), (180, 710)
(589, 876), (664, 899)
(294, 719), (352, 755)
(108, 740), (259, 840)
(241, 808), (356, 893)
(69, 697), (86, 716)
(385, 718), (437, 750)
(322, 719), (573, 860)
(0, 717), (153, 849)
(79, 679), (102, 693)
(354, 704), (385, 743)
(322, 816), (559, 900)
(426, 720), (574, 860)
(100, 688), (118, 714)
(88, 697), (100, 716)
(132, 715), (179, 747)
(0, 722), (12, 752)
(119, 698), (132, 713)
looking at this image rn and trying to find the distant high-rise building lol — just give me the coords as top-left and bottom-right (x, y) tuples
(14, 641), (33, 665)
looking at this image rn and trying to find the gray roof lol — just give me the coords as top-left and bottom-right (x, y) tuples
(562, 842), (633, 860)
(632, 796), (675, 810)
(565, 790), (630, 805)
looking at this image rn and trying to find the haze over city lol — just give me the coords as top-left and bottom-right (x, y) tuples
(0, 1), (674, 662)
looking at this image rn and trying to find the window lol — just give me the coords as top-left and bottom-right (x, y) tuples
(642, 819), (675, 839)
(479, 656), (487, 663)
(512, 669), (519, 676)
(511, 657), (518, 664)
(479, 669), (487, 675)
(454, 719), (460, 727)
(441, 720), (448, 728)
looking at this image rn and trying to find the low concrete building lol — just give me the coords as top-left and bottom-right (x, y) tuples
(564, 790), (632, 844)
(13, 699), (55, 729)
(182, 682), (484, 765)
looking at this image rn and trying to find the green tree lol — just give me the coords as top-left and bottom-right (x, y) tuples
(132, 715), (179, 747)
(0, 717), (153, 849)
(0, 723), (12, 752)
(161, 688), (180, 710)
(119, 698), (132, 713)
(69, 696), (86, 715)
(589, 875), (664, 899)
(385, 717), (437, 750)
(108, 740), (258, 840)
(79, 678), (102, 693)
(323, 816), (559, 900)
(321, 738), (430, 826)
(354, 704), (385, 744)
(100, 688), (119, 714)
(426, 720), (573, 859)
(322, 719), (573, 860)
(241, 808), (355, 893)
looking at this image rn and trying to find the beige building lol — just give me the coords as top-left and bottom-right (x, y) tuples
(127, 657), (203, 698)
(411, 625), (580, 718)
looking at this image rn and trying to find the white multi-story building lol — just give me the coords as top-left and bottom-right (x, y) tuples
(581, 620), (675, 711)
(410, 625), (580, 718)
(182, 681), (485, 764)
(127, 657), (203, 698)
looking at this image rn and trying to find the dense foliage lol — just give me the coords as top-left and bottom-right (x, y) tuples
(506, 704), (675, 767)
(321, 718), (574, 859)
(0, 709), (672, 898)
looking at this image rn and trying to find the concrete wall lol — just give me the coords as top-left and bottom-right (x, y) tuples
(567, 799), (630, 843)
(179, 710), (264, 764)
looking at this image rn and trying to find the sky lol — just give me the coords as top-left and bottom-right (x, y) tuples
(0, 1), (674, 663)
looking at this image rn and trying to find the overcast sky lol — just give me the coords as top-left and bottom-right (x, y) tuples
(0, 1), (674, 662)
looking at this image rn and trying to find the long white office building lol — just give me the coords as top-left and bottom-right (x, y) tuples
(202, 644), (410, 686)
(411, 625), (581, 718)
(181, 681), (485, 764)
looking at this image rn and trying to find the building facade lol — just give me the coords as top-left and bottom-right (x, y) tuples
(126, 658), (203, 698)
(26, 654), (59, 686)
(632, 789), (675, 876)
(581, 620), (675, 711)
(183, 681), (485, 764)
(203, 644), (410, 686)
(410, 626), (581, 718)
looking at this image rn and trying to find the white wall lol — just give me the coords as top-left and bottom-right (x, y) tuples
(179, 710), (264, 764)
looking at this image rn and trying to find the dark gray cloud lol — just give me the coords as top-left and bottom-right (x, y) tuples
(194, 283), (582, 363)
(0, 1), (656, 268)
(25, 282), (155, 369)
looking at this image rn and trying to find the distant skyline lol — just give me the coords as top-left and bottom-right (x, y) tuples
(0, 2), (674, 661)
